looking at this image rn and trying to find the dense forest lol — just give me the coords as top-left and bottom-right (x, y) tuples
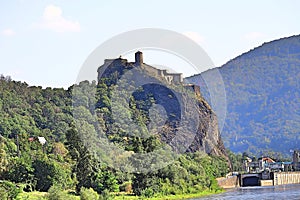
(0, 71), (229, 199)
(186, 35), (300, 156)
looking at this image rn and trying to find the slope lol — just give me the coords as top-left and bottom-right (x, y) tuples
(186, 35), (300, 156)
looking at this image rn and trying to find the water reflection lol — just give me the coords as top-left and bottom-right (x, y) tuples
(192, 184), (300, 200)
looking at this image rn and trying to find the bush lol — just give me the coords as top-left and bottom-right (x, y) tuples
(0, 180), (21, 200)
(141, 188), (155, 198)
(3, 157), (34, 185)
(80, 187), (99, 200)
(119, 181), (132, 193)
(45, 185), (67, 200)
(98, 189), (114, 200)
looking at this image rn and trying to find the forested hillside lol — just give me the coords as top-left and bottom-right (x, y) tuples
(186, 35), (300, 156)
(0, 72), (229, 198)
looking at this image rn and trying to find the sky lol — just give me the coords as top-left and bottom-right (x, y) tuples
(1, 0), (300, 88)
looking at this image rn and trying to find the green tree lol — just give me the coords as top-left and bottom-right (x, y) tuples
(33, 157), (73, 192)
(66, 127), (118, 194)
(0, 137), (8, 178)
(4, 156), (34, 186)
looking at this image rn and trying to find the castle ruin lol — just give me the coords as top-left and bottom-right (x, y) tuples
(97, 51), (201, 96)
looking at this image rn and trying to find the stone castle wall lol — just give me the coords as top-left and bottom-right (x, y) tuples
(99, 51), (184, 85)
(98, 52), (204, 93)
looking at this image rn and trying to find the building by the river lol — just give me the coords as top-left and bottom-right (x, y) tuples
(293, 150), (300, 170)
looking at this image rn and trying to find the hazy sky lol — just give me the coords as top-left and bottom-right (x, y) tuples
(1, 0), (300, 88)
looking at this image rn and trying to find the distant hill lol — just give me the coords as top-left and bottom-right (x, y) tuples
(186, 35), (300, 156)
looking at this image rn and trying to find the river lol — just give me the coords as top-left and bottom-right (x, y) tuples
(192, 184), (300, 200)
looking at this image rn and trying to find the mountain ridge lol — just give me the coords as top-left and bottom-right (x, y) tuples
(186, 34), (300, 156)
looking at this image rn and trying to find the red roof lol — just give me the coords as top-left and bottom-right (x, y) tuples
(262, 157), (275, 163)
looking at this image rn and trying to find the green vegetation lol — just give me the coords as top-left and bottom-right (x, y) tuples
(114, 189), (224, 200)
(80, 187), (99, 200)
(46, 185), (70, 200)
(0, 70), (229, 199)
(17, 189), (223, 200)
(0, 180), (21, 199)
(186, 35), (300, 156)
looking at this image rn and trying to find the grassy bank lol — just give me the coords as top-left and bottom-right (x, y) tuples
(17, 189), (223, 200)
(114, 190), (224, 200)
(17, 191), (79, 200)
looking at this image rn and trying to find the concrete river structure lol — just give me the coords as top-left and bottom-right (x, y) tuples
(217, 171), (300, 188)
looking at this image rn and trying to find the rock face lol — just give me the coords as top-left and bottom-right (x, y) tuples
(97, 52), (228, 159)
(191, 96), (227, 157)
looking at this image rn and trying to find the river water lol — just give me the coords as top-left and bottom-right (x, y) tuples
(192, 184), (300, 200)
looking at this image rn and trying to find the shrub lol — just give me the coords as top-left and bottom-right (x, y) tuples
(119, 181), (132, 193)
(80, 187), (99, 200)
(98, 189), (114, 200)
(3, 157), (34, 185)
(141, 188), (155, 198)
(0, 180), (21, 200)
(45, 185), (67, 200)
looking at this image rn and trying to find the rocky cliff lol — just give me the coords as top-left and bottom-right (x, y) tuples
(96, 54), (228, 159)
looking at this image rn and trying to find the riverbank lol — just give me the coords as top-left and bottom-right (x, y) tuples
(114, 189), (224, 200)
(17, 189), (224, 200)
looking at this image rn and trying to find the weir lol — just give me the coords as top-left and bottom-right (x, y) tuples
(273, 172), (300, 185)
(218, 172), (300, 188)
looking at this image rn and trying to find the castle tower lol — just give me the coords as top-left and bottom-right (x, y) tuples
(135, 51), (143, 66)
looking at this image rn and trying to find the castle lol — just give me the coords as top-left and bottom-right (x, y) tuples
(97, 51), (201, 96)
